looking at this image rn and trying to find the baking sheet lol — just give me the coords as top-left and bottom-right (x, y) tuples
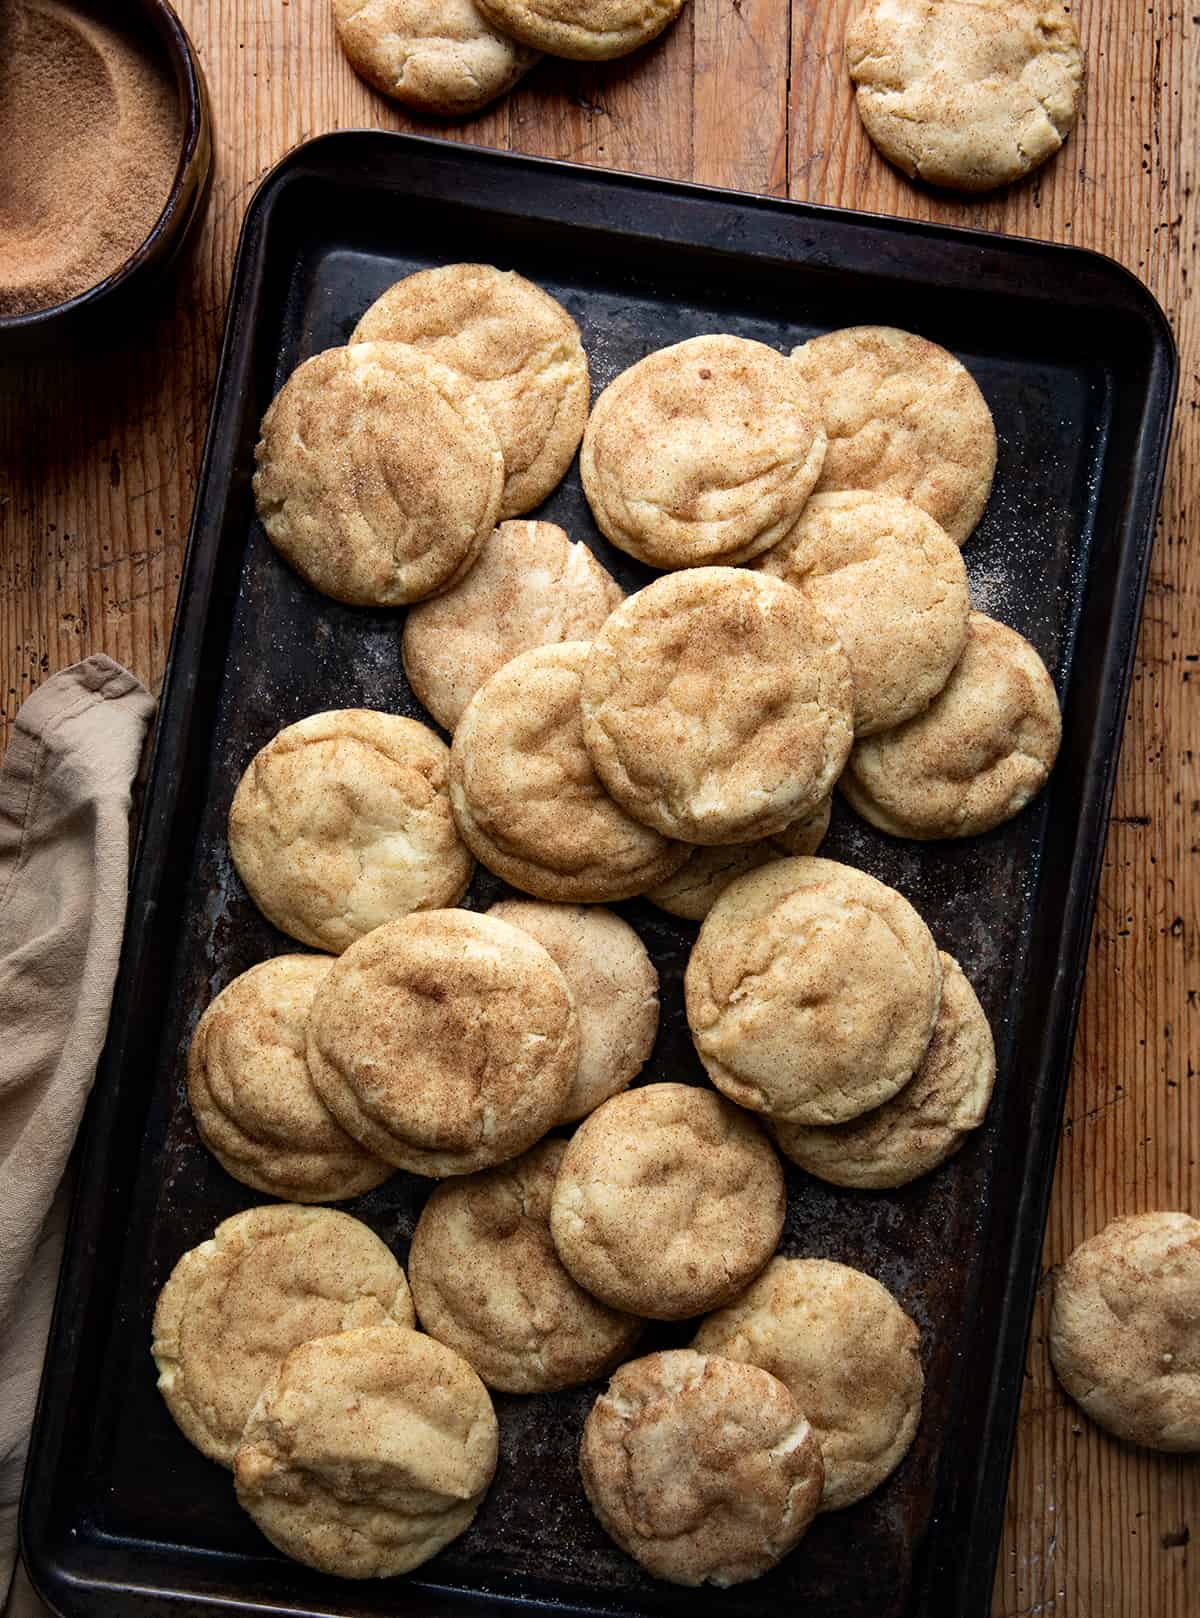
(22, 133), (1177, 1618)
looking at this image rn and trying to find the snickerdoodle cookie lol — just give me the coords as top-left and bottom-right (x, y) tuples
(253, 341), (504, 605)
(549, 1083), (785, 1320)
(409, 1140), (643, 1392)
(352, 264), (588, 517)
(772, 952), (995, 1189)
(841, 612), (1062, 840)
(402, 520), (623, 731)
(645, 843), (779, 922)
(754, 491), (970, 735)
(580, 570), (853, 845)
(580, 1350), (824, 1586)
(450, 642), (689, 901)
(648, 791), (835, 920)
(770, 794), (833, 856)
(487, 901), (658, 1121)
(1049, 1213), (1200, 1452)
(846, 0), (1084, 194)
(307, 910), (578, 1176)
(685, 856), (942, 1125)
(580, 335), (827, 568)
(151, 1205), (413, 1468)
(474, 0), (685, 61)
(228, 710), (473, 954)
(693, 1257), (924, 1511)
(234, 1326), (498, 1576)
(332, 0), (539, 118)
(187, 955), (392, 1202)
(790, 325), (997, 545)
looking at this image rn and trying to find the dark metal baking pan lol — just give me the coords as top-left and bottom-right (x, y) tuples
(22, 133), (1177, 1618)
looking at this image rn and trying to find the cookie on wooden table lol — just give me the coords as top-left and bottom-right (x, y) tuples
(685, 856), (942, 1125)
(772, 952), (996, 1189)
(580, 1350), (824, 1586)
(352, 264), (588, 518)
(306, 909), (579, 1176)
(474, 0), (686, 61)
(487, 900), (658, 1122)
(408, 1140), (643, 1392)
(332, 0), (539, 118)
(253, 341), (503, 605)
(187, 955), (392, 1201)
(581, 335), (827, 568)
(580, 569), (853, 845)
(228, 709), (473, 954)
(403, 519), (622, 731)
(753, 491), (970, 736)
(692, 1257), (924, 1511)
(235, 1326), (498, 1576)
(450, 642), (690, 902)
(549, 1083), (785, 1320)
(846, 0), (1084, 193)
(1049, 1212), (1200, 1451)
(151, 1204), (413, 1468)
(790, 325), (996, 545)
(840, 612), (1062, 840)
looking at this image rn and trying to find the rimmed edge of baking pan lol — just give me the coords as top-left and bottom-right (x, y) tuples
(21, 132), (1179, 1618)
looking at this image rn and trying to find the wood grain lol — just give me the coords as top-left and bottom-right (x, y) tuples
(1, 3), (1196, 1613)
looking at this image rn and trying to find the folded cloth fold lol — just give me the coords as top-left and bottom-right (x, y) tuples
(0, 657), (155, 1617)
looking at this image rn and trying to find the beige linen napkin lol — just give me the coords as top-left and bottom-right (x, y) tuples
(0, 657), (156, 1618)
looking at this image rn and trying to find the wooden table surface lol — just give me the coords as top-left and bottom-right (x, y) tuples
(2, 3), (1196, 1612)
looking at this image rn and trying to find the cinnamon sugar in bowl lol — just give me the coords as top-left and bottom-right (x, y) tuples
(0, 0), (211, 350)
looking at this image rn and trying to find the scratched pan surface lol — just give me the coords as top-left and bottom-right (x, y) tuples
(23, 135), (1176, 1618)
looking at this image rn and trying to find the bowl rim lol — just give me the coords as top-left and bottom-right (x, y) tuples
(0, 0), (209, 333)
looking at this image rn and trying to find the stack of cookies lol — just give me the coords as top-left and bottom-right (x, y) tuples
(158, 1069), (930, 1584)
(152, 1204), (500, 1577)
(253, 277), (1064, 898)
(331, 0), (690, 119)
(683, 857), (997, 1189)
(150, 259), (1068, 1587)
(162, 870), (983, 1583)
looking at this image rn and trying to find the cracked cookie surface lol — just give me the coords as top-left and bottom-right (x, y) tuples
(580, 1349), (824, 1586)
(353, 264), (587, 517)
(253, 341), (503, 605)
(409, 1139), (643, 1392)
(772, 951), (995, 1188)
(846, 0), (1084, 193)
(306, 909), (578, 1176)
(841, 611), (1062, 840)
(450, 642), (689, 901)
(403, 519), (622, 731)
(487, 901), (658, 1121)
(692, 1257), (923, 1511)
(229, 709), (474, 953)
(151, 1205), (414, 1468)
(580, 335), (826, 567)
(187, 955), (393, 1201)
(234, 1325), (498, 1576)
(790, 324), (996, 545)
(474, 0), (686, 61)
(685, 855), (942, 1126)
(769, 794), (833, 857)
(333, 0), (539, 117)
(549, 1082), (785, 1319)
(753, 490), (970, 736)
(1049, 1212), (1200, 1452)
(580, 569), (853, 845)
(646, 796), (833, 921)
